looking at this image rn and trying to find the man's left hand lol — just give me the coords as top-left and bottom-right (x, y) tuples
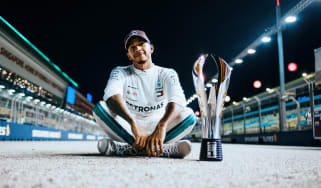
(146, 123), (166, 157)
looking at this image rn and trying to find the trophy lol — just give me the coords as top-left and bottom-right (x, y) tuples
(192, 54), (232, 161)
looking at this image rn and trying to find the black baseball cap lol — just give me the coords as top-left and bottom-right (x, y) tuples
(124, 30), (151, 50)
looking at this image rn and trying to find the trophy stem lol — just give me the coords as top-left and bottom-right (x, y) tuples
(199, 138), (223, 161)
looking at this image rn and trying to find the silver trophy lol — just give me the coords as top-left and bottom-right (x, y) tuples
(192, 54), (232, 161)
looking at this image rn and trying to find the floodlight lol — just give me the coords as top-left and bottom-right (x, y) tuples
(261, 36), (271, 43)
(247, 49), (256, 54)
(285, 16), (296, 23)
(235, 59), (243, 64)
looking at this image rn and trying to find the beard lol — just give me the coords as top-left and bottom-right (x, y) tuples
(137, 60), (146, 64)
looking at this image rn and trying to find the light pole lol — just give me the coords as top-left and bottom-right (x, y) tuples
(276, 0), (287, 132)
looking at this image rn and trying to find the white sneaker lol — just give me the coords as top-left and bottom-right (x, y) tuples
(97, 139), (137, 156)
(161, 140), (192, 158)
(98, 139), (192, 158)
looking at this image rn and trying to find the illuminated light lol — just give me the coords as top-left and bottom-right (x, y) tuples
(233, 101), (239, 106)
(247, 49), (256, 54)
(195, 111), (200, 116)
(87, 93), (92, 102)
(285, 16), (297, 23)
(50, 63), (62, 72)
(62, 73), (79, 88)
(33, 99), (40, 103)
(224, 96), (231, 102)
(66, 86), (76, 105)
(243, 97), (249, 102)
(261, 36), (271, 43)
(0, 85), (5, 89)
(206, 83), (212, 88)
(18, 93), (25, 97)
(8, 89), (15, 93)
(253, 80), (262, 89)
(46, 104), (52, 108)
(212, 78), (218, 83)
(288, 62), (298, 72)
(302, 72), (307, 77)
(235, 59), (243, 64)
(26, 96), (33, 100)
(266, 88), (274, 93)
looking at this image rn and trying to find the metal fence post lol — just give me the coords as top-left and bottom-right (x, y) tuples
(254, 96), (262, 134)
(242, 103), (246, 135)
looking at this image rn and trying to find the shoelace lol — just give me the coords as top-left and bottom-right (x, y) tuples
(163, 144), (179, 157)
(113, 142), (137, 156)
(108, 140), (180, 157)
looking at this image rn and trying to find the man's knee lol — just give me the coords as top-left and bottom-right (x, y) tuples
(168, 107), (196, 130)
(165, 107), (197, 143)
(93, 101), (134, 144)
(176, 107), (197, 131)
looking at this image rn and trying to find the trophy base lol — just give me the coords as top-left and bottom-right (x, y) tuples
(199, 138), (223, 161)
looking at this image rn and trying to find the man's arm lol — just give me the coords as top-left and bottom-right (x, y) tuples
(146, 102), (183, 157)
(107, 94), (134, 124)
(106, 94), (148, 149)
(157, 102), (182, 129)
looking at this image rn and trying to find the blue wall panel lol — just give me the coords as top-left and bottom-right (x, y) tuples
(0, 121), (106, 141)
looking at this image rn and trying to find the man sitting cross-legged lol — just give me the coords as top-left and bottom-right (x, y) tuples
(93, 30), (196, 158)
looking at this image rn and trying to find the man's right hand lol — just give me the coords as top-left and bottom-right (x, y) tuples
(106, 96), (149, 149)
(131, 122), (148, 150)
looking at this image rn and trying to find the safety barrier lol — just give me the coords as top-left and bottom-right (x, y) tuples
(0, 121), (106, 141)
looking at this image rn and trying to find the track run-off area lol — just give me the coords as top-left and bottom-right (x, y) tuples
(1, 141), (320, 188)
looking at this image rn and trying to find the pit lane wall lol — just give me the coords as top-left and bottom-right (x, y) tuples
(0, 121), (106, 141)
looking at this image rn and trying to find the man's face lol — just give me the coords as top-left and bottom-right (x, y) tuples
(126, 37), (154, 65)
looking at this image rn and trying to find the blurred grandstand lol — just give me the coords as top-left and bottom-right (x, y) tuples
(0, 16), (105, 140)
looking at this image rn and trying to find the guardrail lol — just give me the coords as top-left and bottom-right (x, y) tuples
(0, 121), (107, 141)
(0, 89), (105, 136)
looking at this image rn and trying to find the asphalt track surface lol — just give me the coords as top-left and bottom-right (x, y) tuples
(1, 141), (320, 188)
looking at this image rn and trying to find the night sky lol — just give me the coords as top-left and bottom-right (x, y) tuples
(1, 0), (321, 110)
